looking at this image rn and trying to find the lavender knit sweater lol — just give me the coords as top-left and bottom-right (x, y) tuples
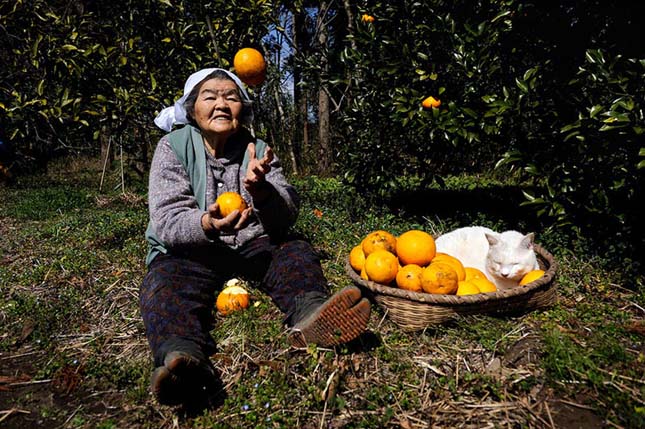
(148, 131), (299, 255)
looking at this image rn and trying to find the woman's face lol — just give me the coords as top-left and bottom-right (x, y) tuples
(192, 78), (243, 140)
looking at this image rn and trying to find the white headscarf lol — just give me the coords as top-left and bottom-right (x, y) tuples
(153, 68), (253, 132)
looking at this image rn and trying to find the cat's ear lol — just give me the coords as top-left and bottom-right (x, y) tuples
(485, 232), (499, 246)
(521, 232), (535, 249)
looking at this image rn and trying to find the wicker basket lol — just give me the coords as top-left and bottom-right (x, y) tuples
(346, 244), (558, 332)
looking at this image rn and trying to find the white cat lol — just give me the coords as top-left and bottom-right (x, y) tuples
(434, 226), (539, 290)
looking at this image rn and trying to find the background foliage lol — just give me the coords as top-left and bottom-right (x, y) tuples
(1, 0), (643, 275)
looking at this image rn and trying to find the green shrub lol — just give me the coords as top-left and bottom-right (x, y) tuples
(498, 49), (644, 277)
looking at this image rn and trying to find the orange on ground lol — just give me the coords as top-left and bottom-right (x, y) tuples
(464, 267), (487, 281)
(349, 245), (366, 272)
(216, 285), (250, 316)
(396, 230), (436, 267)
(395, 264), (424, 292)
(422, 96), (441, 109)
(431, 253), (466, 281)
(519, 269), (545, 286)
(364, 250), (399, 285)
(216, 192), (248, 217)
(469, 277), (497, 293)
(233, 47), (267, 86)
(361, 230), (397, 256)
(361, 14), (375, 23)
(421, 262), (458, 295)
(457, 280), (480, 296)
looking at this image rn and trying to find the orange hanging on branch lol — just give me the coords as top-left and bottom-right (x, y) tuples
(422, 96), (441, 109)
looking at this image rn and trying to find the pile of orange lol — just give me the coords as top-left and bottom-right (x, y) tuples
(349, 229), (498, 296)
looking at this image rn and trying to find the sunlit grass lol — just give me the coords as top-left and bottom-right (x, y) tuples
(0, 159), (642, 428)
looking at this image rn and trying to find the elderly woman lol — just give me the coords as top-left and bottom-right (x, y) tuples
(141, 68), (371, 405)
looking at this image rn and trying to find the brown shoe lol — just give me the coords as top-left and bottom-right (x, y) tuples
(288, 285), (371, 348)
(150, 351), (210, 405)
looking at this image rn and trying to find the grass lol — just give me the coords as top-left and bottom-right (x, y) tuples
(0, 156), (643, 428)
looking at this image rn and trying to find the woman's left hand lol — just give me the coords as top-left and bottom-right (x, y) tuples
(243, 142), (274, 201)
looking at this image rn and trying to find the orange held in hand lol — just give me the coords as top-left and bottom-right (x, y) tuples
(233, 47), (267, 86)
(396, 230), (436, 266)
(216, 283), (250, 316)
(216, 192), (248, 217)
(422, 96), (441, 109)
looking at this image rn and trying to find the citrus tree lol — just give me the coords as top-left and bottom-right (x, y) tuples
(497, 49), (645, 268)
(328, 0), (644, 272)
(334, 0), (525, 195)
(0, 0), (280, 173)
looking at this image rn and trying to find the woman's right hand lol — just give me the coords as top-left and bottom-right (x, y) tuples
(201, 201), (252, 235)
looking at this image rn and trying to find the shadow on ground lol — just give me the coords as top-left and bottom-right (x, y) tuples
(387, 185), (543, 231)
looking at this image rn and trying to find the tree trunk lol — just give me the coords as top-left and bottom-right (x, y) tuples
(100, 124), (113, 169)
(273, 84), (298, 175)
(292, 6), (307, 173)
(342, 0), (358, 51)
(131, 126), (148, 178)
(316, 3), (332, 175)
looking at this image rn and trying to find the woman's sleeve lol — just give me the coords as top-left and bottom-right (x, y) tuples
(148, 138), (211, 248)
(251, 151), (300, 234)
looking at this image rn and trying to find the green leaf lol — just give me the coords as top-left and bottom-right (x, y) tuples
(523, 67), (538, 81)
(461, 107), (477, 118)
(32, 34), (43, 58)
(524, 164), (539, 175)
(560, 123), (579, 133)
(589, 105), (603, 118)
(521, 190), (536, 202)
(491, 10), (511, 23)
(515, 78), (528, 93)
